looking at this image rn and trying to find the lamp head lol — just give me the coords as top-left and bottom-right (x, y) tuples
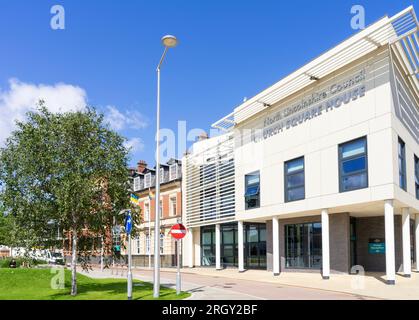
(161, 35), (178, 48)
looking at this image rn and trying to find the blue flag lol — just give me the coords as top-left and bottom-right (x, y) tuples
(125, 211), (132, 235)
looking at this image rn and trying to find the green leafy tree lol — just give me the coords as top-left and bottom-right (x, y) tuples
(0, 103), (140, 295)
(0, 210), (12, 246)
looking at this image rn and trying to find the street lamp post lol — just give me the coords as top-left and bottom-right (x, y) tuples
(153, 35), (178, 299)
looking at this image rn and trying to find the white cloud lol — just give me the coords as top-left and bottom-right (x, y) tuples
(124, 137), (144, 153)
(0, 78), (87, 144)
(105, 105), (148, 131)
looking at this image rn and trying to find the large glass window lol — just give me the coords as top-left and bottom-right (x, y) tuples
(285, 222), (322, 269)
(221, 224), (238, 266)
(169, 196), (177, 216)
(245, 172), (260, 210)
(245, 224), (266, 269)
(285, 157), (305, 202)
(200, 223), (266, 269)
(399, 138), (407, 191)
(415, 155), (419, 200)
(201, 226), (215, 266)
(339, 137), (368, 192)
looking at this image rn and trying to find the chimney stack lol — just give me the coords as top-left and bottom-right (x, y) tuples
(198, 132), (209, 141)
(137, 160), (147, 173)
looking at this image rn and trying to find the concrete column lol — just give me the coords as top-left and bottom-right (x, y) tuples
(238, 221), (245, 272)
(215, 224), (221, 270)
(402, 208), (412, 277)
(321, 209), (330, 279)
(385, 200), (396, 285)
(188, 227), (194, 268)
(273, 217), (280, 276)
(416, 214), (419, 272)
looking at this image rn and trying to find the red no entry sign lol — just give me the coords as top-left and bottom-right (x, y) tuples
(169, 223), (187, 240)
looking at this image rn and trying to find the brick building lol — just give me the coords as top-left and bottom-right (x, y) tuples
(126, 159), (182, 267)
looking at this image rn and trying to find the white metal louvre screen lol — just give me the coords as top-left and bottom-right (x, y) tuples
(184, 134), (235, 227)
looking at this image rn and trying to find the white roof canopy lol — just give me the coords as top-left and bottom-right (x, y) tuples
(212, 6), (419, 131)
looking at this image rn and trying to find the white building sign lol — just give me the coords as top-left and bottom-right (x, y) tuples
(253, 69), (366, 142)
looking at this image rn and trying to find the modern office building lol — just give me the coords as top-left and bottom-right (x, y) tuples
(126, 159), (182, 267)
(182, 6), (419, 284)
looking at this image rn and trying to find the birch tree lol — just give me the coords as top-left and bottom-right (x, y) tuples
(0, 104), (140, 296)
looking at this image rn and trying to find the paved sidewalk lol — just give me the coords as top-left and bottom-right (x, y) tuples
(173, 267), (419, 300)
(80, 267), (374, 300)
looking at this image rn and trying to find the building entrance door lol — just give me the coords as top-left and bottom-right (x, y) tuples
(244, 224), (266, 269)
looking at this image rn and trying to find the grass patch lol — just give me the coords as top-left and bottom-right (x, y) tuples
(0, 268), (190, 300)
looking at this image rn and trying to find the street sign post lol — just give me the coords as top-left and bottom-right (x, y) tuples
(169, 223), (187, 295)
(125, 210), (133, 300)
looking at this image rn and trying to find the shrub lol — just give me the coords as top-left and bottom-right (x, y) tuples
(0, 257), (47, 268)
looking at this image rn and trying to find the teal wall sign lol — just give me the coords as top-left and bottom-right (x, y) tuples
(368, 238), (385, 254)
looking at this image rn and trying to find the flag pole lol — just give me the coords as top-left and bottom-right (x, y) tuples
(148, 187), (152, 269)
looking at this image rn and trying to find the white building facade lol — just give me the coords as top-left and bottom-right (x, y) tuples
(183, 7), (419, 284)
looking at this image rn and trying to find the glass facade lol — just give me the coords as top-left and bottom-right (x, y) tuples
(285, 222), (322, 269)
(200, 223), (266, 269)
(284, 157), (305, 202)
(339, 137), (368, 192)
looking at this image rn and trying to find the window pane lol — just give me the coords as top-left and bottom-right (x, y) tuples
(245, 172), (260, 209)
(287, 187), (305, 201)
(341, 139), (365, 158)
(245, 185), (259, 196)
(400, 174), (406, 188)
(259, 227), (266, 242)
(223, 245), (234, 258)
(223, 230), (234, 244)
(202, 232), (212, 245)
(287, 172), (304, 188)
(246, 174), (259, 186)
(247, 227), (258, 242)
(245, 196), (259, 209)
(342, 157), (366, 174)
(398, 140), (405, 156)
(342, 173), (367, 191)
(286, 158), (304, 173)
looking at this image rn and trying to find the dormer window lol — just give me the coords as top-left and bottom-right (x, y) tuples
(133, 177), (141, 191)
(144, 173), (151, 188)
(160, 168), (165, 183)
(169, 164), (178, 180)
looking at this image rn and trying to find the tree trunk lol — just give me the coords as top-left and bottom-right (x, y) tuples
(71, 230), (78, 296)
(100, 236), (104, 272)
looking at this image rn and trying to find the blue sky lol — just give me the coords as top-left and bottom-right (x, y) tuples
(0, 0), (416, 167)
